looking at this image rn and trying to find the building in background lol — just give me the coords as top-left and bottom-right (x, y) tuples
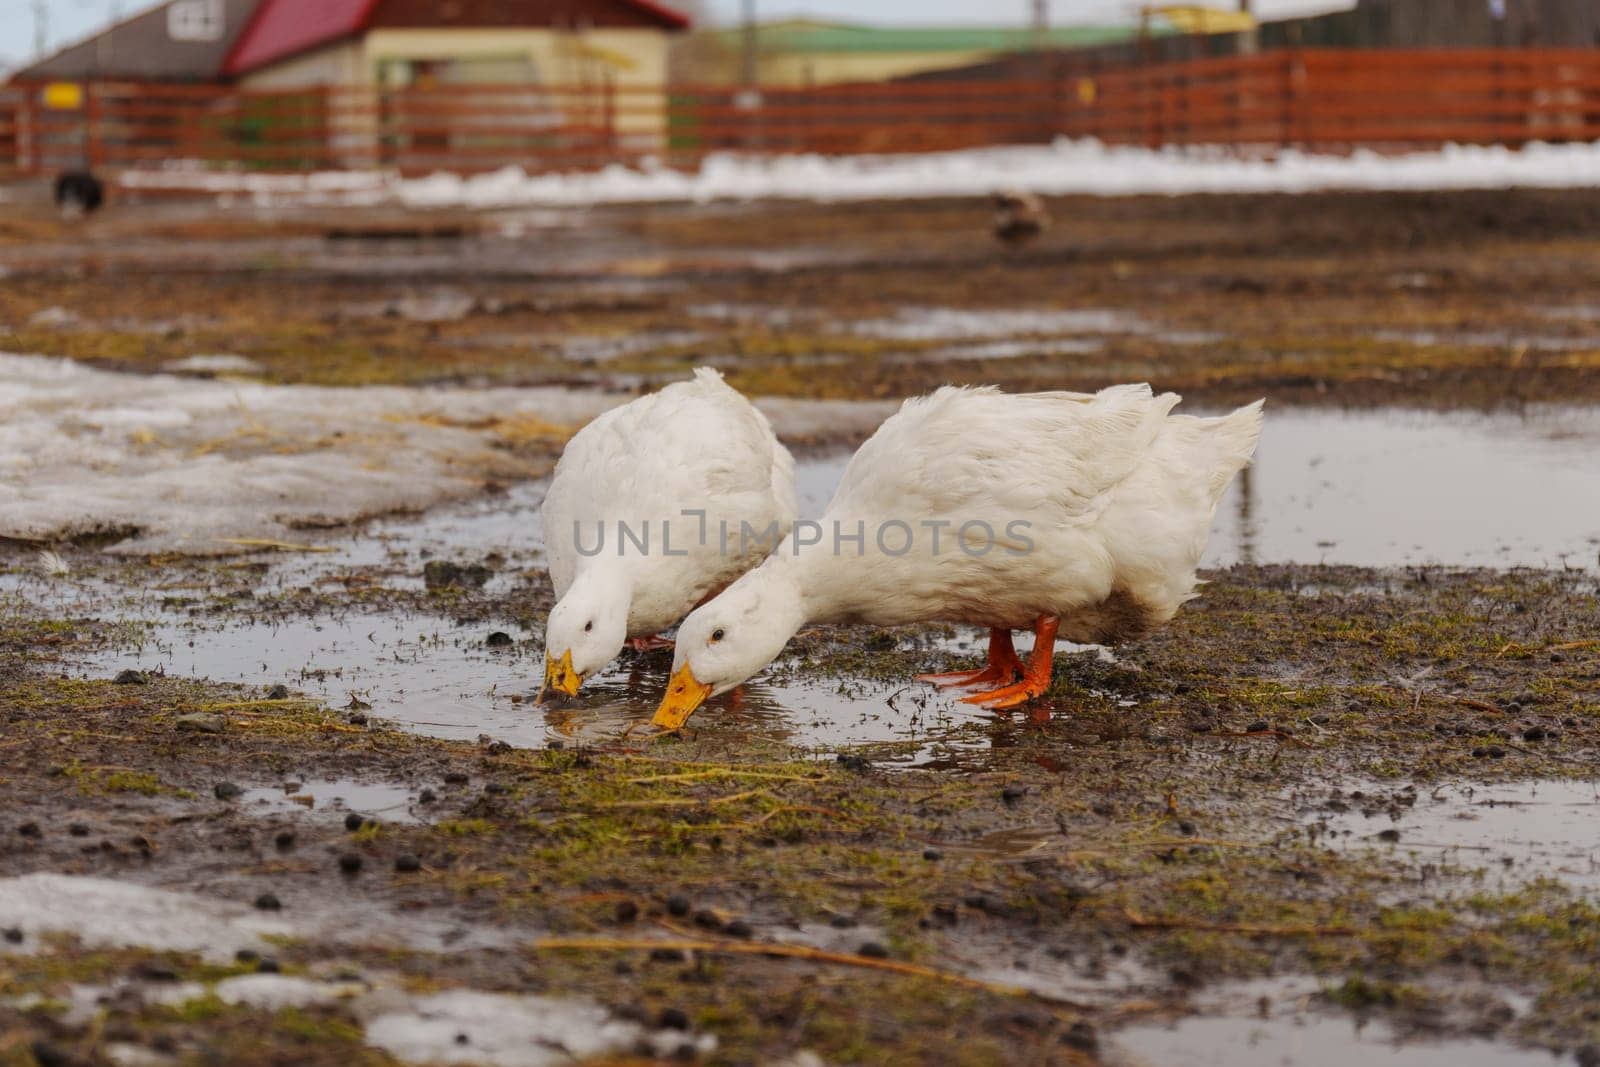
(217, 0), (689, 164)
(674, 19), (1148, 87)
(10, 0), (259, 83)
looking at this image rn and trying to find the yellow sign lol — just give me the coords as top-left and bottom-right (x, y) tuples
(42, 82), (85, 110)
(1148, 5), (1258, 34)
(1076, 78), (1097, 105)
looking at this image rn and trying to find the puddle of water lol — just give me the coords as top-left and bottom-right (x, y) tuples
(239, 778), (423, 824)
(1208, 405), (1600, 568)
(1374, 327), (1598, 352)
(1299, 778), (1600, 891)
(848, 307), (1144, 341)
(1115, 1011), (1557, 1067)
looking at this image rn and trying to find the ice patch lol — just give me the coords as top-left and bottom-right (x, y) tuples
(0, 874), (292, 961)
(365, 989), (714, 1066)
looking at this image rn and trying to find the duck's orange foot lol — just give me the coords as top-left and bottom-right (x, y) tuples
(959, 614), (1060, 712)
(916, 664), (1016, 689)
(961, 678), (1049, 711)
(628, 635), (675, 652)
(918, 628), (1022, 690)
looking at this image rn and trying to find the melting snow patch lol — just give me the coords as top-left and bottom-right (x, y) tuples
(0, 874), (292, 961)
(0, 353), (614, 553)
(364, 989), (714, 1066)
(161, 354), (265, 376)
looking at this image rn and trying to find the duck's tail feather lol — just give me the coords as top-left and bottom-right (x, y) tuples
(1196, 399), (1264, 509)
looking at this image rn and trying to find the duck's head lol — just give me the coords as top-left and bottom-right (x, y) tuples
(652, 566), (805, 730)
(541, 572), (630, 700)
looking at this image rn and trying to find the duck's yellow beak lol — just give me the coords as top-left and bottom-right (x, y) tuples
(652, 664), (712, 731)
(542, 650), (582, 700)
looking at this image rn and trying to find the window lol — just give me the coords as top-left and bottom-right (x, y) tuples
(167, 0), (224, 43)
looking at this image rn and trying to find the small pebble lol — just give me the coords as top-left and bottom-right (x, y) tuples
(615, 900), (639, 923)
(1376, 829), (1401, 843)
(214, 782), (242, 801)
(1523, 725), (1548, 742)
(1063, 1021), (1099, 1051)
(724, 920), (753, 939)
(857, 942), (890, 959)
(649, 948), (687, 963)
(114, 669), (148, 685)
(175, 713), (225, 734)
(274, 830), (296, 850)
(395, 853), (422, 873)
(257, 957), (281, 974)
(836, 753), (871, 773)
(444, 772), (469, 785)
(265, 684), (291, 700)
(1177, 820), (1197, 836)
(485, 631), (514, 648)
(1245, 719), (1269, 732)
(1001, 786), (1024, 805)
(666, 894), (691, 917)
(692, 910), (722, 930)
(254, 893), (281, 911)
(338, 853), (364, 874)
(829, 914), (858, 929)
(17, 822), (41, 839)
(68, 823), (90, 837)
(2, 927), (22, 944)
(419, 789), (438, 804)
(347, 712), (369, 726)
(235, 949), (259, 964)
(344, 813), (365, 832)
(922, 848), (943, 861)
(484, 780), (509, 793)
(658, 1007), (690, 1031)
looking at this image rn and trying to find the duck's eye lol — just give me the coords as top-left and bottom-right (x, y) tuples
(711, 628), (725, 643)
(584, 621), (593, 633)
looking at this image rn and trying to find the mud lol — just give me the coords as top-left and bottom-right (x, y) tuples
(2, 187), (1599, 1066)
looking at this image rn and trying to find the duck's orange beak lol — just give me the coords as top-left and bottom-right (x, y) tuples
(652, 664), (712, 731)
(541, 650), (582, 701)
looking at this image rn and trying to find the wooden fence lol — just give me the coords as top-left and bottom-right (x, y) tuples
(3, 48), (1599, 181)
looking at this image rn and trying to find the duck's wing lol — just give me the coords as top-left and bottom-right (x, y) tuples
(541, 369), (791, 596)
(826, 383), (1176, 528)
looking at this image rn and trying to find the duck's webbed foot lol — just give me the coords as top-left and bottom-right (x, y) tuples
(627, 634), (675, 652)
(918, 628), (1023, 689)
(962, 614), (1060, 711)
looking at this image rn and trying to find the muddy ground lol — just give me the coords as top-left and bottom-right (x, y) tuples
(1, 186), (1599, 1066)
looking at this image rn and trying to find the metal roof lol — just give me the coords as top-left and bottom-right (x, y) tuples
(10, 0), (259, 83)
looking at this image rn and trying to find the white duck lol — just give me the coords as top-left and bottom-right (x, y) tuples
(541, 368), (796, 698)
(653, 382), (1262, 729)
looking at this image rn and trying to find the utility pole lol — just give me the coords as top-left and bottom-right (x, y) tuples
(31, 0), (48, 59)
(740, 0), (757, 90)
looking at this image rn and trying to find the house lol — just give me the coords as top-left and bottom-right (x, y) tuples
(224, 0), (688, 93)
(220, 0), (690, 160)
(676, 19), (1147, 88)
(9, 0), (259, 83)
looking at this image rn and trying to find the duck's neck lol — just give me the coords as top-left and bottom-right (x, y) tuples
(779, 534), (862, 625)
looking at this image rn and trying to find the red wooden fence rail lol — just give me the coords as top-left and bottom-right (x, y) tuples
(2, 48), (1599, 181)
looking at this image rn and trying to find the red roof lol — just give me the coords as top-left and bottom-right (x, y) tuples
(224, 0), (690, 78)
(224, 0), (379, 77)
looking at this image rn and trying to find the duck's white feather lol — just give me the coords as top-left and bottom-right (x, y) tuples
(542, 367), (796, 637)
(798, 382), (1262, 640)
